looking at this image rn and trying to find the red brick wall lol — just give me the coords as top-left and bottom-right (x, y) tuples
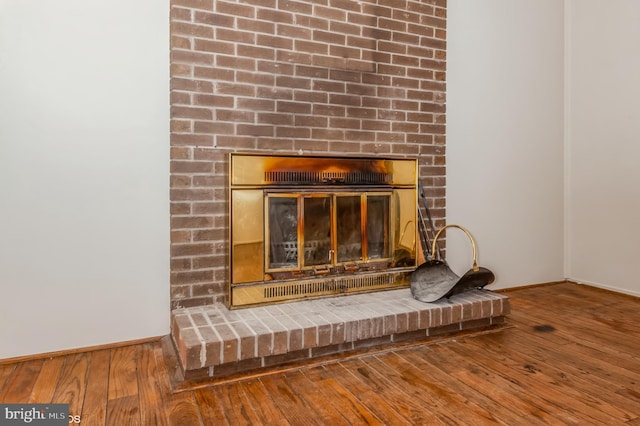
(170, 0), (447, 309)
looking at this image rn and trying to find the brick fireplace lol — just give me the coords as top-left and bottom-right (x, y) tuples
(170, 0), (447, 310)
(169, 0), (510, 379)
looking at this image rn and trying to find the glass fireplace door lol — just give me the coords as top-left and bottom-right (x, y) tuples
(366, 195), (390, 260)
(267, 196), (299, 269)
(266, 192), (391, 272)
(303, 195), (332, 266)
(335, 195), (363, 263)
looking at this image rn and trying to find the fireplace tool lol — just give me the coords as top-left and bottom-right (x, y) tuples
(418, 181), (442, 260)
(417, 207), (431, 261)
(410, 224), (495, 303)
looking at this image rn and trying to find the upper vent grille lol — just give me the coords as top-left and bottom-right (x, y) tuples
(264, 171), (392, 185)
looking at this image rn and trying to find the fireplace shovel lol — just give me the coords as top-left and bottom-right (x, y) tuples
(410, 224), (495, 303)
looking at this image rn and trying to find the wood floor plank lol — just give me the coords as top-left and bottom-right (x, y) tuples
(0, 363), (17, 399)
(345, 360), (444, 424)
(210, 381), (265, 425)
(513, 305), (640, 357)
(106, 395), (141, 426)
(51, 352), (90, 417)
(331, 358), (448, 426)
(583, 303), (640, 330)
(382, 350), (505, 425)
(153, 338), (177, 399)
(304, 359), (446, 425)
(157, 336), (185, 395)
(193, 387), (231, 426)
(478, 329), (640, 417)
(0, 364), (17, 397)
(152, 340), (207, 426)
(529, 283), (633, 311)
(108, 345), (139, 400)
(0, 359), (44, 403)
(370, 351), (501, 426)
(238, 378), (291, 426)
(327, 361), (414, 425)
(509, 316), (640, 384)
(448, 338), (625, 424)
(361, 354), (470, 425)
(137, 343), (168, 426)
(554, 340), (640, 386)
(80, 349), (111, 426)
(259, 374), (325, 425)
(283, 369), (352, 425)
(425, 343), (572, 425)
(306, 375), (385, 425)
(164, 391), (204, 426)
(28, 356), (65, 403)
(398, 347), (524, 426)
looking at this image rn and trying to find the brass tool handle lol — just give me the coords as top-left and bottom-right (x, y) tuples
(398, 220), (416, 250)
(429, 224), (479, 272)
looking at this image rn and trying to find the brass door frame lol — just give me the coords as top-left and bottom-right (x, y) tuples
(229, 153), (418, 308)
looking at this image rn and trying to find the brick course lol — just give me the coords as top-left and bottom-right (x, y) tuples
(170, 0), (447, 308)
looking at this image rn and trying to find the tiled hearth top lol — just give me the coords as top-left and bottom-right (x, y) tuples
(171, 288), (510, 379)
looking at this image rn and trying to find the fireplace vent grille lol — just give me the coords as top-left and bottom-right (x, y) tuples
(263, 273), (400, 300)
(265, 171), (392, 185)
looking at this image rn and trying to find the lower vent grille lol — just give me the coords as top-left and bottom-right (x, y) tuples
(264, 273), (398, 300)
(230, 271), (412, 308)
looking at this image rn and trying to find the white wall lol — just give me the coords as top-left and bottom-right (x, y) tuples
(446, 1), (565, 289)
(0, 1), (170, 359)
(565, 0), (640, 296)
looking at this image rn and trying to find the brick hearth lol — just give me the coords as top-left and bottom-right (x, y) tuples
(172, 289), (510, 379)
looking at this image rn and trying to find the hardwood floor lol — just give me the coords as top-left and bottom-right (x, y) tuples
(1, 282), (639, 425)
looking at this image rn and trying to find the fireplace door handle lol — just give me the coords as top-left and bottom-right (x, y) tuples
(314, 266), (330, 275)
(344, 263), (359, 272)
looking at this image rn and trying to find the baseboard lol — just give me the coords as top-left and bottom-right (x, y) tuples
(568, 279), (640, 299)
(494, 280), (569, 293)
(0, 335), (166, 366)
(495, 279), (640, 300)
